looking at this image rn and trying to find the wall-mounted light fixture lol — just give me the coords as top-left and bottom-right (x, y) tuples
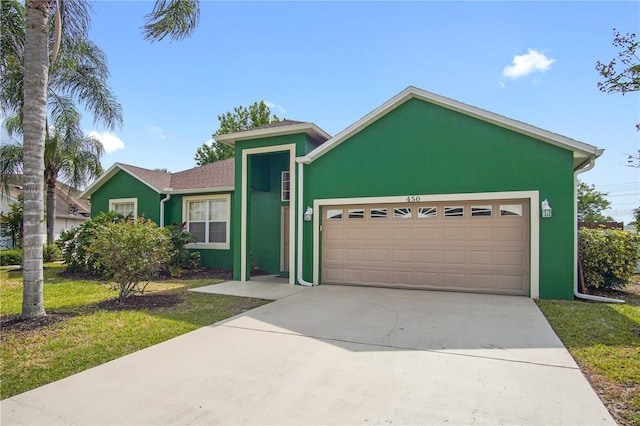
(304, 207), (313, 221)
(541, 199), (552, 218)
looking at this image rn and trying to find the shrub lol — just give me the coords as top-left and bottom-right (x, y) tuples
(57, 211), (123, 275)
(89, 218), (173, 302)
(579, 228), (640, 289)
(0, 249), (22, 266)
(165, 223), (200, 271)
(43, 244), (61, 262)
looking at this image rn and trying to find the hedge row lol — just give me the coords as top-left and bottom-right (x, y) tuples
(0, 244), (61, 266)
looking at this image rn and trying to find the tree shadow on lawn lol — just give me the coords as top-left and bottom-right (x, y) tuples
(0, 293), (184, 334)
(1, 286), (268, 335)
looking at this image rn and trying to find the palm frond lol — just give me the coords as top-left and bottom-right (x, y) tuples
(0, 142), (24, 194)
(143, 0), (200, 42)
(49, 34), (123, 130)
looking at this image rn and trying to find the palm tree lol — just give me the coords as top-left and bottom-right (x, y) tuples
(13, 0), (200, 319)
(1, 121), (105, 244)
(20, 0), (49, 319)
(2, 0), (121, 252)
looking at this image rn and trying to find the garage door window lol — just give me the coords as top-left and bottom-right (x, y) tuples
(444, 206), (464, 217)
(348, 208), (364, 219)
(370, 208), (388, 219)
(418, 207), (437, 218)
(471, 205), (492, 217)
(394, 207), (412, 219)
(327, 209), (343, 220)
(500, 204), (523, 217)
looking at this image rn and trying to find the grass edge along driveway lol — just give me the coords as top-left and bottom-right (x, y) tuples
(536, 282), (640, 426)
(0, 264), (269, 399)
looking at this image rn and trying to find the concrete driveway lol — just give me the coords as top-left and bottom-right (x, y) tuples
(1, 285), (614, 425)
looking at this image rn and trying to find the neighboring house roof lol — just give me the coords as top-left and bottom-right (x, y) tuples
(215, 120), (331, 147)
(80, 158), (235, 199)
(1, 177), (90, 218)
(55, 182), (91, 218)
(301, 86), (602, 169)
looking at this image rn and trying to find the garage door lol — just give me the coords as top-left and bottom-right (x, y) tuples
(322, 199), (529, 295)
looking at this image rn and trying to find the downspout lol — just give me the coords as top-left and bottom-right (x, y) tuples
(296, 158), (313, 287)
(160, 191), (172, 228)
(574, 157), (624, 304)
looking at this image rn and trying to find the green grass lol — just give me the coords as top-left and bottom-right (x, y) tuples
(536, 282), (640, 426)
(0, 264), (269, 399)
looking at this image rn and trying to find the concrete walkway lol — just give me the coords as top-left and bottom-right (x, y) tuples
(190, 276), (308, 300)
(1, 285), (614, 425)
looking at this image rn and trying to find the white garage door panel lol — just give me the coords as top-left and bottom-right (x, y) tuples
(322, 199), (530, 296)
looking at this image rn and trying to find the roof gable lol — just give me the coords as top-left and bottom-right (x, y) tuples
(215, 120), (331, 147)
(80, 158), (235, 199)
(302, 86), (602, 169)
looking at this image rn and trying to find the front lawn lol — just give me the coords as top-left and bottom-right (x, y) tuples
(0, 264), (269, 399)
(537, 281), (640, 426)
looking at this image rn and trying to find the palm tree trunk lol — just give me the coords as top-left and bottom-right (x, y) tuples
(21, 0), (50, 319)
(46, 178), (56, 244)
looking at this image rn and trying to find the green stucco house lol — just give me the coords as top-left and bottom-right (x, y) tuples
(81, 87), (603, 300)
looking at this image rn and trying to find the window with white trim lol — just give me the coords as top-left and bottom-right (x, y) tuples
(183, 194), (230, 249)
(109, 198), (137, 218)
(281, 171), (290, 201)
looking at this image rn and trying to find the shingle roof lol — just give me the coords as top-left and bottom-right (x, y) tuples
(83, 158), (236, 198)
(117, 164), (172, 191)
(170, 158), (234, 190)
(3, 178), (90, 217)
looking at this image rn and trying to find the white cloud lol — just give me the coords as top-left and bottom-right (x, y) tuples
(502, 49), (555, 79)
(149, 126), (167, 140)
(265, 101), (287, 114)
(88, 131), (125, 153)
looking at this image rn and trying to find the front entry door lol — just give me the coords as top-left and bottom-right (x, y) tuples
(281, 206), (290, 272)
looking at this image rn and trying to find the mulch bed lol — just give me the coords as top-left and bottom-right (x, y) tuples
(1, 267), (272, 334)
(58, 267), (269, 282)
(96, 293), (183, 311)
(0, 312), (76, 336)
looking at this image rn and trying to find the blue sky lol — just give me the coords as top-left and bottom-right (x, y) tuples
(33, 2), (640, 222)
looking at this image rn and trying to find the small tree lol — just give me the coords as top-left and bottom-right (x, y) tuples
(194, 101), (280, 166)
(596, 28), (640, 167)
(0, 194), (24, 249)
(89, 218), (172, 303)
(577, 180), (615, 222)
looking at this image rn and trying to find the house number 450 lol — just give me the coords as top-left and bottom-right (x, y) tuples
(406, 196), (421, 203)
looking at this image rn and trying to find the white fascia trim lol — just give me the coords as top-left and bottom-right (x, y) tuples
(167, 186), (234, 195)
(241, 144), (296, 283)
(312, 190), (540, 299)
(216, 123), (331, 147)
(80, 163), (161, 199)
(306, 86), (600, 163)
(79, 163), (121, 199)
